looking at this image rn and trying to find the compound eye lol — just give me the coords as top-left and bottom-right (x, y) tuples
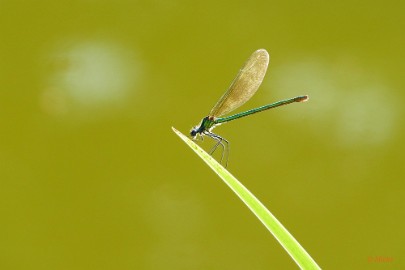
(190, 129), (197, 137)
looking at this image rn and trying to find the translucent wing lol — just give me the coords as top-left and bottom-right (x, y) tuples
(209, 49), (269, 117)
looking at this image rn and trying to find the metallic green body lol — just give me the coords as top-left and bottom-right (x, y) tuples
(189, 49), (308, 166)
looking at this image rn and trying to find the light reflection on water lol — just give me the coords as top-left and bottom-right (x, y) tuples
(268, 56), (399, 147)
(144, 184), (206, 269)
(40, 39), (140, 117)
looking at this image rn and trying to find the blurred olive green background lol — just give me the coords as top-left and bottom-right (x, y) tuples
(1, 0), (404, 269)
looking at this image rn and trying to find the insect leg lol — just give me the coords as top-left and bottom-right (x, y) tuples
(205, 132), (230, 167)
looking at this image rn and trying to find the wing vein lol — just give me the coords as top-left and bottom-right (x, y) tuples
(209, 49), (270, 117)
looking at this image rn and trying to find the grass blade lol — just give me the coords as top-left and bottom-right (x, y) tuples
(172, 127), (321, 269)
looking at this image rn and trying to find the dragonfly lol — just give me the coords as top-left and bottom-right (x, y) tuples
(190, 49), (308, 167)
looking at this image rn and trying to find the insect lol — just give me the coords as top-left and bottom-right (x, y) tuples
(190, 49), (308, 166)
